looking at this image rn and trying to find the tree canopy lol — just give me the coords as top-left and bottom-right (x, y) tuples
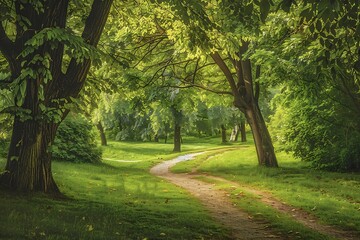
(0, 0), (359, 194)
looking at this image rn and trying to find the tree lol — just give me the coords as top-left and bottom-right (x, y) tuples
(0, 0), (113, 194)
(146, 83), (194, 152)
(139, 0), (279, 166)
(99, 0), (279, 165)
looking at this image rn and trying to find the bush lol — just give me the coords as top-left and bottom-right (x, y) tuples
(270, 92), (360, 172)
(52, 114), (102, 163)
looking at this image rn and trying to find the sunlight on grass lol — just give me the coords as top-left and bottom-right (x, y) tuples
(0, 139), (232, 240)
(1, 138), (359, 239)
(174, 146), (360, 235)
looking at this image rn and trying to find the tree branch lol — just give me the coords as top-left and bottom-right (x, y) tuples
(0, 22), (15, 66)
(211, 52), (245, 107)
(163, 82), (233, 96)
(239, 41), (254, 102)
(132, 37), (165, 68)
(62, 0), (113, 98)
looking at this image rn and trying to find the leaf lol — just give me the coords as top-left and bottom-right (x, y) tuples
(19, 80), (27, 98)
(86, 224), (94, 231)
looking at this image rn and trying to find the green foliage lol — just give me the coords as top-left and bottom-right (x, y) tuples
(20, 27), (101, 64)
(270, 86), (360, 171)
(52, 114), (102, 163)
(250, 2), (360, 172)
(0, 90), (11, 158)
(0, 136), (8, 158)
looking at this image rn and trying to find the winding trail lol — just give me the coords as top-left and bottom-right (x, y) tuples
(150, 152), (359, 240)
(150, 153), (282, 240)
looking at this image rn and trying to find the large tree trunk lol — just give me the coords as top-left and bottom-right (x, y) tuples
(221, 124), (227, 143)
(211, 42), (278, 167)
(96, 121), (107, 146)
(1, 118), (60, 194)
(244, 103), (278, 167)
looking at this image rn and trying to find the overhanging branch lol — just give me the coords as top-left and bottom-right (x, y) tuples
(0, 22), (15, 65)
(211, 52), (243, 101)
(163, 82), (233, 95)
(62, 0), (113, 98)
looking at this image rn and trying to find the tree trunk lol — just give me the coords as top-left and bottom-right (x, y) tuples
(230, 125), (237, 141)
(154, 134), (159, 142)
(221, 124), (227, 143)
(173, 124), (181, 152)
(96, 121), (107, 146)
(230, 124), (242, 142)
(240, 121), (246, 142)
(1, 118), (60, 194)
(171, 106), (182, 152)
(244, 103), (278, 167)
(211, 43), (278, 167)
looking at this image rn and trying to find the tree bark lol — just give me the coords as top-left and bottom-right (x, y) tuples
(244, 102), (278, 167)
(221, 124), (227, 143)
(96, 121), (107, 146)
(171, 106), (182, 152)
(1, 118), (60, 194)
(240, 121), (247, 142)
(230, 124), (242, 142)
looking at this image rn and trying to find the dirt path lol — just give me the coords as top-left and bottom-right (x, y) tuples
(196, 174), (359, 240)
(150, 152), (359, 240)
(150, 153), (282, 240)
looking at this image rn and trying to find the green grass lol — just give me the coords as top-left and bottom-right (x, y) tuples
(172, 142), (360, 238)
(0, 138), (233, 240)
(1, 137), (359, 239)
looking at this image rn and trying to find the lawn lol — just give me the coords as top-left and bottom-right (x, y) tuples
(1, 137), (359, 239)
(0, 138), (233, 240)
(172, 142), (360, 237)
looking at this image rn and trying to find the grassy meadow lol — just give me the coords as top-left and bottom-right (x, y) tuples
(0, 136), (359, 239)
(0, 138), (231, 240)
(172, 140), (360, 239)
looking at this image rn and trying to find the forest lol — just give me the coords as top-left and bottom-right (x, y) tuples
(0, 0), (359, 239)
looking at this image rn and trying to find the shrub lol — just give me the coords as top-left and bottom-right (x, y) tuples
(52, 114), (102, 163)
(270, 93), (360, 172)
